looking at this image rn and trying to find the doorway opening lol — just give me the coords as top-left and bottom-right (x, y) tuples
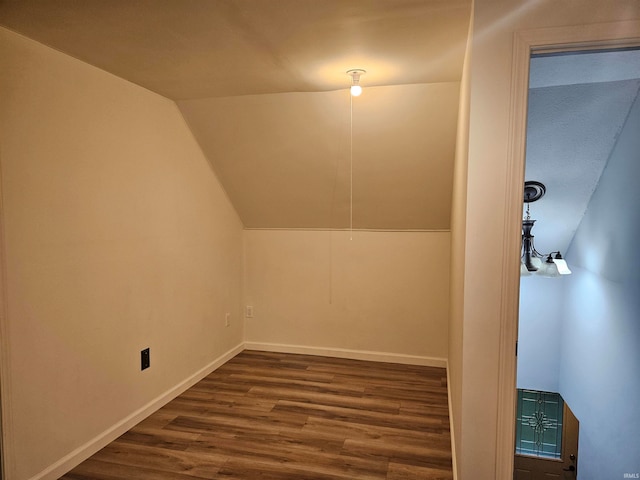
(515, 46), (640, 479)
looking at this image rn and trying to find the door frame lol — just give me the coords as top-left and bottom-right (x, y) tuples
(0, 149), (8, 479)
(496, 19), (640, 479)
(0, 144), (9, 479)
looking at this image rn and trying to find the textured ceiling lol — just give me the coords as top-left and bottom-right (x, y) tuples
(525, 50), (640, 257)
(530, 49), (640, 89)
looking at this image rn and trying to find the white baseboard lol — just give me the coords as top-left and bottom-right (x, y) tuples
(30, 342), (244, 480)
(243, 342), (447, 368)
(446, 360), (458, 480)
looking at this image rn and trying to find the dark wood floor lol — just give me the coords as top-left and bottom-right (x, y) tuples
(60, 350), (452, 480)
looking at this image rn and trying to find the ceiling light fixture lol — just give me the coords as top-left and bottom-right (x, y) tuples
(521, 181), (572, 278)
(347, 69), (366, 97)
(346, 69), (365, 240)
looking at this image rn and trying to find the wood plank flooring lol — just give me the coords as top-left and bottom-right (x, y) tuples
(60, 350), (452, 480)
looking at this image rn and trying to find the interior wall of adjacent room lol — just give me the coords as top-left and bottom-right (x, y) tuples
(516, 275), (564, 393)
(558, 87), (640, 479)
(0, 27), (244, 480)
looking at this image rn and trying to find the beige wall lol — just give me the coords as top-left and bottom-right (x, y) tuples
(455, 1), (640, 478)
(0, 28), (244, 479)
(11, 2), (638, 478)
(244, 229), (450, 361)
(449, 4), (473, 476)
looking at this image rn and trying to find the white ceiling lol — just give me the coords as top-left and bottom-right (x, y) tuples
(525, 50), (640, 257)
(0, 0), (472, 230)
(0, 0), (471, 100)
(2, 3), (638, 237)
(530, 49), (640, 88)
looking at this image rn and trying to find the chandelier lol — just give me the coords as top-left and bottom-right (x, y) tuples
(521, 181), (571, 277)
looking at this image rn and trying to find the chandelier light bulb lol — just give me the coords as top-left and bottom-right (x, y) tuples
(530, 255), (543, 270)
(553, 253), (572, 275)
(350, 85), (362, 97)
(538, 255), (560, 277)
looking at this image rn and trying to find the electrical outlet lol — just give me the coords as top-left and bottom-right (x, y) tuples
(141, 348), (150, 371)
(225, 312), (231, 327)
(246, 305), (254, 318)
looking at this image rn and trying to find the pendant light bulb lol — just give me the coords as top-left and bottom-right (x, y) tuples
(538, 255), (560, 278)
(553, 252), (572, 275)
(347, 69), (366, 97)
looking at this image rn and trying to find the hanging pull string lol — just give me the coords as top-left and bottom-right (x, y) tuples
(346, 68), (364, 242)
(350, 91), (353, 241)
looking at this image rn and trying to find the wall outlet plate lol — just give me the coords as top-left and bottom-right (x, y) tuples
(225, 313), (231, 327)
(246, 305), (254, 318)
(141, 348), (150, 371)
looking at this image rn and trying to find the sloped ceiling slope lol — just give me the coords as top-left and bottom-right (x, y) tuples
(525, 79), (640, 255)
(525, 50), (640, 256)
(179, 83), (460, 229)
(0, 0), (472, 230)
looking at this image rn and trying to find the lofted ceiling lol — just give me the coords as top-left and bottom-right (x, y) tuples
(178, 83), (460, 229)
(0, 0), (472, 230)
(0, 0), (471, 99)
(3, 3), (637, 239)
(525, 50), (640, 258)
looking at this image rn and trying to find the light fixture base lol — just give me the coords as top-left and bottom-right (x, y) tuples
(346, 69), (366, 77)
(524, 181), (546, 203)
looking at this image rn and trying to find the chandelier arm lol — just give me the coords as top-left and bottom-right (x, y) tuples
(531, 246), (545, 257)
(535, 249), (561, 258)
